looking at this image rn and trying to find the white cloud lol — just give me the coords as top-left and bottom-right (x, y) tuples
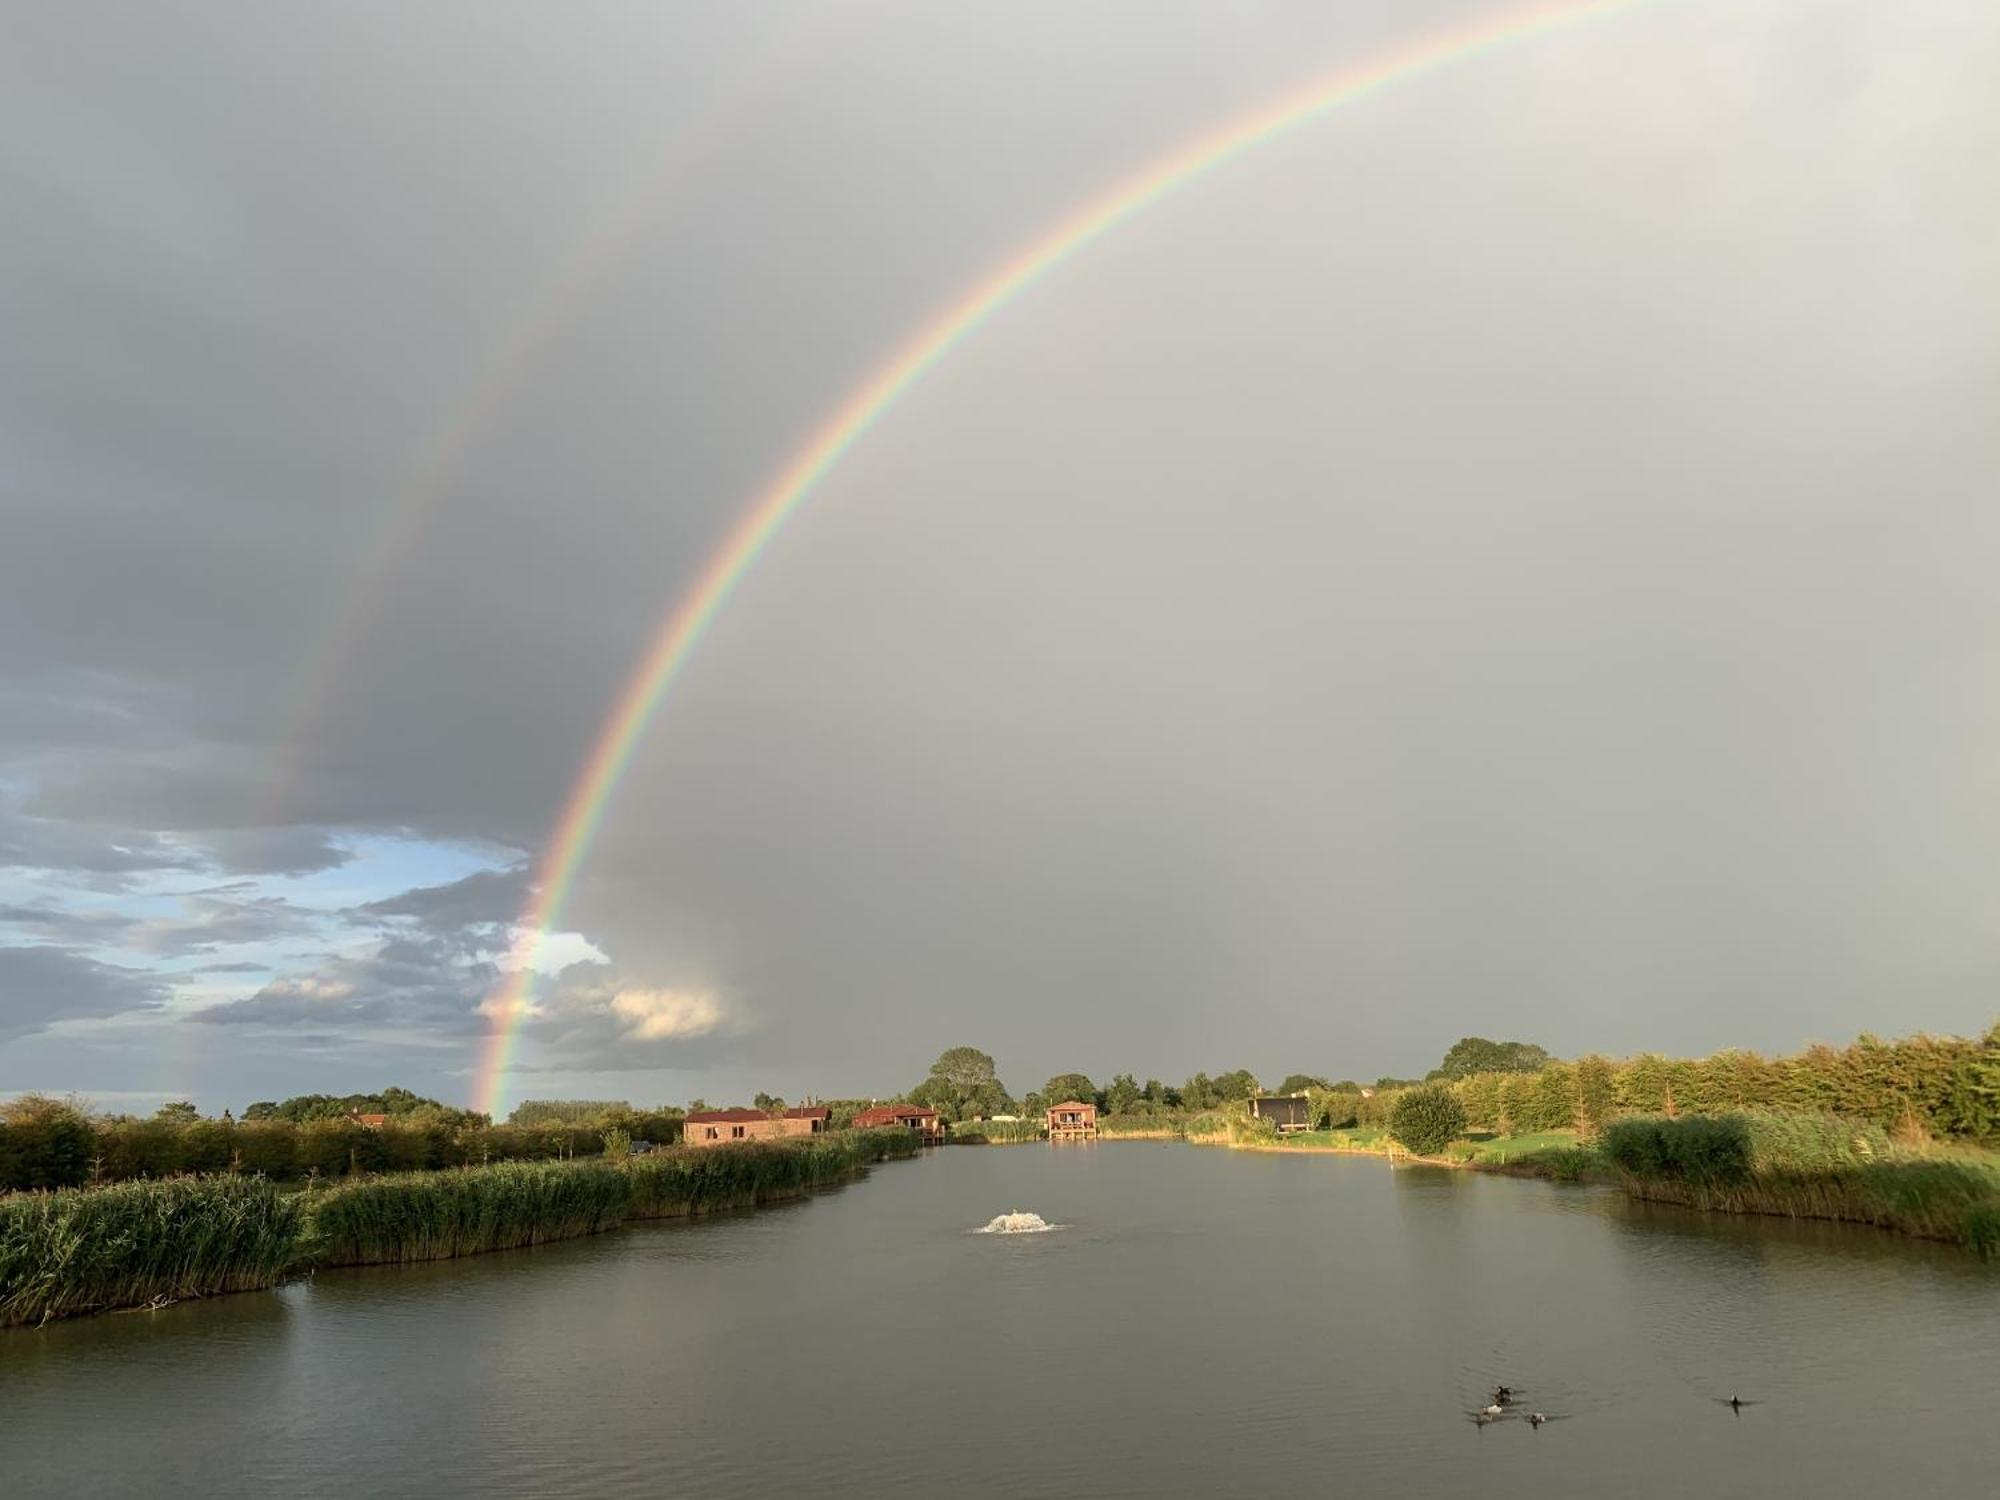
(608, 987), (727, 1042)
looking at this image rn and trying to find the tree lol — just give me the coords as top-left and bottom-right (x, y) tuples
(1388, 1085), (1468, 1155)
(1278, 1074), (1329, 1095)
(1212, 1069), (1259, 1102)
(929, 1047), (1000, 1092)
(752, 1092), (785, 1113)
(1432, 1038), (1552, 1079)
(1104, 1074), (1141, 1114)
(913, 1046), (1014, 1122)
(243, 1101), (279, 1121)
(1041, 1073), (1098, 1109)
(154, 1100), (200, 1124)
(1575, 1055), (1617, 1136)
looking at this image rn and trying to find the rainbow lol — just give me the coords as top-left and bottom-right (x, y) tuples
(471, 0), (1646, 1117)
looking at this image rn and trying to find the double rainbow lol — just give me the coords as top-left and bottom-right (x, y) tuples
(471, 0), (1643, 1116)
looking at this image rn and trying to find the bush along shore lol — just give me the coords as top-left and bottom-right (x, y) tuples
(0, 1130), (920, 1327)
(1602, 1112), (2000, 1258)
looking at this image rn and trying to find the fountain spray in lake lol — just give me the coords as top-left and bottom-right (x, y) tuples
(976, 1211), (1057, 1234)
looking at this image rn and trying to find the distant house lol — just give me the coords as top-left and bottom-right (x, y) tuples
(1046, 1100), (1097, 1141)
(851, 1104), (944, 1144)
(1249, 1095), (1313, 1133)
(345, 1111), (389, 1130)
(685, 1106), (831, 1147)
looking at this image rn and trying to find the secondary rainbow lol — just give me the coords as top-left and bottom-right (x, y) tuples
(471, 0), (1647, 1116)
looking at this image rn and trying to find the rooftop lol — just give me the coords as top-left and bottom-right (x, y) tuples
(684, 1106), (832, 1125)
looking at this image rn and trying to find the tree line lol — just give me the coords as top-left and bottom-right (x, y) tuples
(0, 1089), (690, 1193)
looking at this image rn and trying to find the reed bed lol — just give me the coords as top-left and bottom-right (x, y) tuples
(948, 1120), (1044, 1144)
(303, 1160), (634, 1266)
(1604, 1112), (2000, 1256)
(0, 1176), (302, 1327)
(1, 1130), (922, 1324)
(627, 1130), (916, 1218)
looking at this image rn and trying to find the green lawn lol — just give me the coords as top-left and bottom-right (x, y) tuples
(1460, 1130), (1582, 1162)
(1273, 1128), (1392, 1150)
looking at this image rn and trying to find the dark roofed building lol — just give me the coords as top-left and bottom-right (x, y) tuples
(1249, 1095), (1313, 1133)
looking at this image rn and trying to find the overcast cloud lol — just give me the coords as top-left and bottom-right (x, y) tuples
(3, 1), (1997, 1113)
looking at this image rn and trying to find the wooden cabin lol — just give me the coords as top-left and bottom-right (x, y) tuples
(1249, 1094), (1313, 1133)
(851, 1104), (944, 1144)
(684, 1106), (831, 1147)
(1046, 1100), (1097, 1141)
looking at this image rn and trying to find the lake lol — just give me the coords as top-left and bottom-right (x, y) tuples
(5, 1144), (1996, 1497)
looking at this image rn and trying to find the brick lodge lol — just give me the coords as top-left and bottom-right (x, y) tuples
(685, 1106), (831, 1147)
(850, 1104), (944, 1144)
(1047, 1100), (1097, 1141)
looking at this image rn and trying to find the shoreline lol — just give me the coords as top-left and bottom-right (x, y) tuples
(1228, 1135), (1994, 1255)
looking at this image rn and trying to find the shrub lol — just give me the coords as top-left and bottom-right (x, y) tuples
(0, 1096), (94, 1190)
(1388, 1085), (1468, 1156)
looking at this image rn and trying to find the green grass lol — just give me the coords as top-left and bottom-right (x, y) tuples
(1458, 1131), (1582, 1164)
(1271, 1128), (1392, 1151)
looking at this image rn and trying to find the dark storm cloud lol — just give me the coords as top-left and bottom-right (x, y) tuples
(5, 1), (1998, 1107)
(0, 946), (168, 1041)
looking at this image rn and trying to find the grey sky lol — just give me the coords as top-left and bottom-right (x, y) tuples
(3, 1), (1997, 1113)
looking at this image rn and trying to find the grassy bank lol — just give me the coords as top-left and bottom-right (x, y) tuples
(1, 1130), (920, 1326)
(1603, 1113), (2000, 1256)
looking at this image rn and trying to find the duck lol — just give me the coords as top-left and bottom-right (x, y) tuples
(1481, 1404), (1504, 1417)
(1493, 1385), (1514, 1403)
(1527, 1412), (1547, 1428)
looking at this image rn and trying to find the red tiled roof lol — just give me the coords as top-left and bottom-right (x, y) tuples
(685, 1106), (831, 1125)
(852, 1105), (939, 1127)
(1049, 1101), (1095, 1111)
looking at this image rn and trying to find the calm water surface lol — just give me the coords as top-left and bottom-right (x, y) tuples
(5, 1145), (1996, 1497)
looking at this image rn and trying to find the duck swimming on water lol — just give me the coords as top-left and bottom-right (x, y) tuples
(1527, 1412), (1547, 1428)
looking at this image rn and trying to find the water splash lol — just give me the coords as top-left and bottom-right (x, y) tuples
(976, 1211), (1058, 1234)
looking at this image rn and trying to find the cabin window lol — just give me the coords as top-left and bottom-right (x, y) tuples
(705, 1127), (718, 1140)
(732, 1125), (745, 1139)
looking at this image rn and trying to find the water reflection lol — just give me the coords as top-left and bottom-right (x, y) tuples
(5, 1147), (1996, 1498)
